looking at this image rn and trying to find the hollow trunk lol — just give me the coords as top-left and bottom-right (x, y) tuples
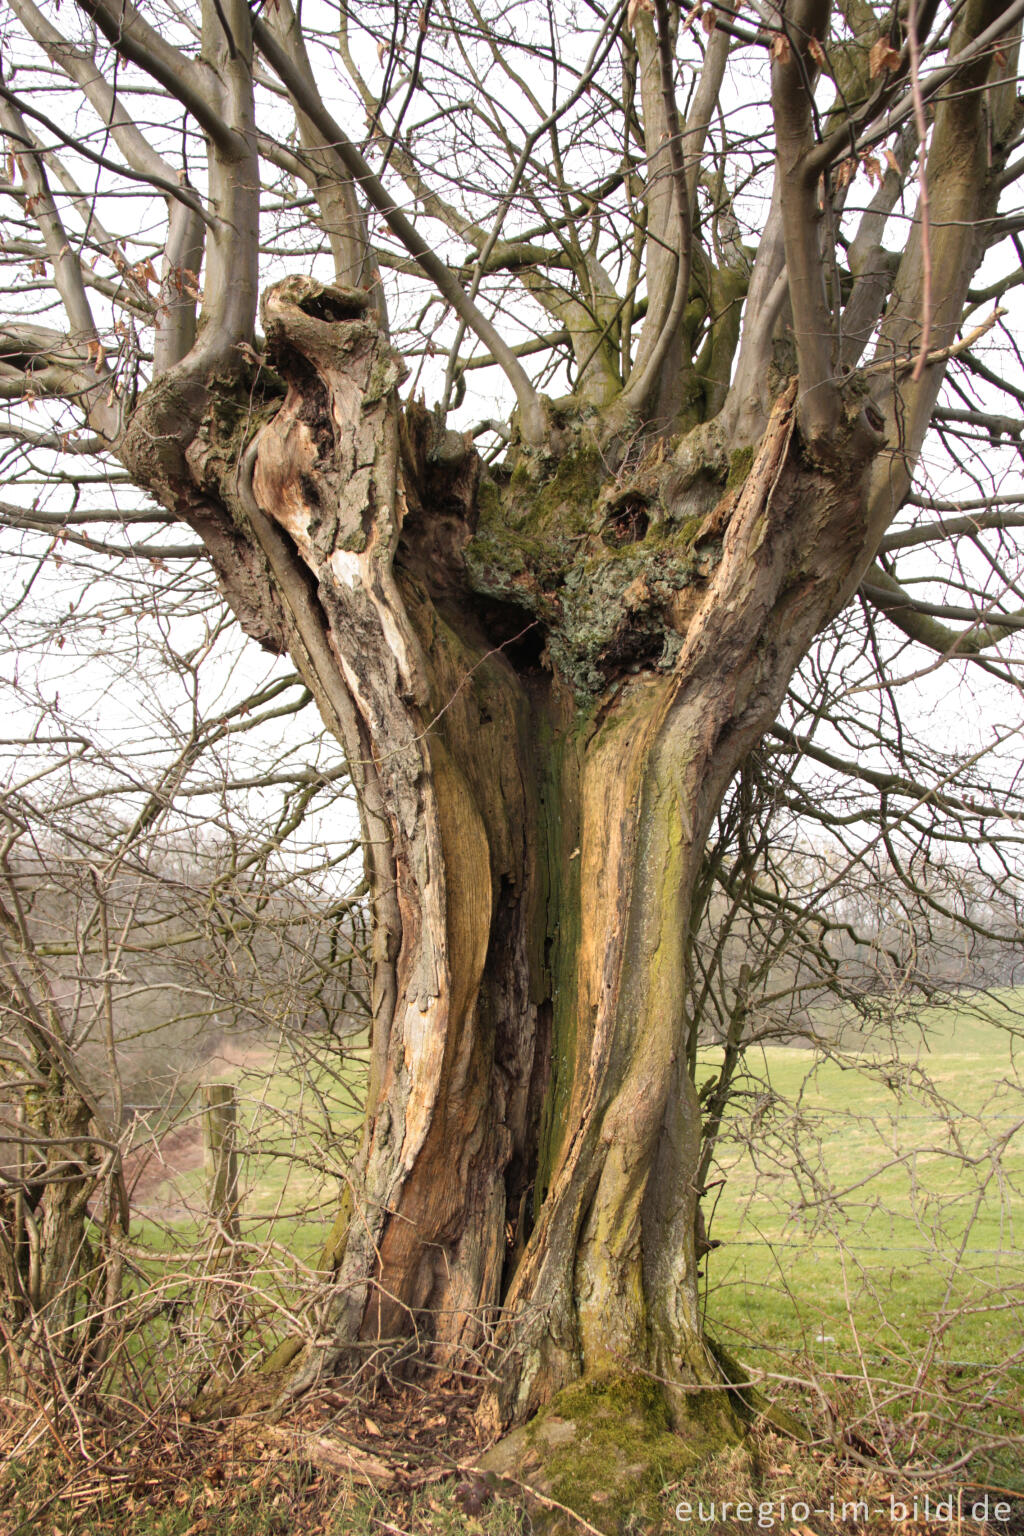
(122, 279), (882, 1434)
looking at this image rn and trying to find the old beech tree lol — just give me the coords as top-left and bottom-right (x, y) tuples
(2, 0), (1024, 1436)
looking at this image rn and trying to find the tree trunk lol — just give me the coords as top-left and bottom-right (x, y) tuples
(122, 278), (882, 1437)
(0, 1073), (117, 1391)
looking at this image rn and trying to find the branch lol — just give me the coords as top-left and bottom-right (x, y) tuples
(881, 509), (1024, 551)
(74, 0), (241, 155)
(770, 0), (841, 448)
(807, 0), (1024, 176)
(9, 0), (182, 188)
(0, 505), (203, 559)
(768, 724), (1014, 821)
(860, 563), (1024, 652)
(261, 0), (374, 294)
(0, 78), (213, 227)
(862, 306), (1007, 379)
(154, 198), (205, 374)
(0, 96), (120, 439)
(251, 13), (547, 445)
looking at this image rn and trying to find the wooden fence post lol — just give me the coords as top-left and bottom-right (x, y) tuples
(201, 1082), (242, 1372)
(201, 1083), (239, 1241)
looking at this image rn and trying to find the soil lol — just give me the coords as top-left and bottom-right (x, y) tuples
(123, 1121), (205, 1218)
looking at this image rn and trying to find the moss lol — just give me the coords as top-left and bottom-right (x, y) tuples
(547, 543), (698, 700)
(474, 442), (602, 548)
(466, 444), (610, 657)
(465, 432), (718, 703)
(676, 514), (704, 548)
(475, 474), (504, 526)
(725, 444), (754, 492)
(705, 1335), (812, 1441)
(531, 443), (604, 524)
(524, 1373), (722, 1534)
(181, 366), (282, 507)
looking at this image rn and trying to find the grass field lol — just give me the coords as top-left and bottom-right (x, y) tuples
(130, 1034), (368, 1255)
(129, 992), (1024, 1481)
(4, 995), (1023, 1536)
(699, 990), (1024, 1478)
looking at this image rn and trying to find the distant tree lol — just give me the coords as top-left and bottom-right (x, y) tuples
(2, 0), (1023, 1463)
(0, 582), (366, 1387)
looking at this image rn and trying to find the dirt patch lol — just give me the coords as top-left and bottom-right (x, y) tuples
(124, 1122), (205, 1214)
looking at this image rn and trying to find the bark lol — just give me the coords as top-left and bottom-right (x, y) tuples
(0, 1044), (123, 1389)
(118, 274), (888, 1441)
(1, 0), (1018, 1493)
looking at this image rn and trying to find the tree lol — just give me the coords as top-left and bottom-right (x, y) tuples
(1, 0), (1023, 1455)
(0, 560), (368, 1389)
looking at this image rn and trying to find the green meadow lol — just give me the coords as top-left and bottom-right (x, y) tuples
(702, 994), (1023, 1358)
(132, 992), (1024, 1472)
(699, 990), (1024, 1479)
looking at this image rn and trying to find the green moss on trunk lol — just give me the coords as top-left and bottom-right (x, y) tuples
(482, 1371), (740, 1534)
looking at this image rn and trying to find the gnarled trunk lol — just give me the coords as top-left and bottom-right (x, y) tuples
(122, 278), (881, 1435)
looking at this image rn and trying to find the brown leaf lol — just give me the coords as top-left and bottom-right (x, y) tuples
(862, 154), (882, 185)
(626, 0), (654, 29)
(771, 31), (792, 63)
(417, 2), (429, 31)
(883, 147), (901, 175)
(680, 1), (703, 32)
(807, 35), (826, 65)
(363, 1416), (382, 1436)
(869, 37), (901, 77)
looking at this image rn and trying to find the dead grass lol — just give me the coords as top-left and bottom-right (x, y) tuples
(4, 1388), (1023, 1536)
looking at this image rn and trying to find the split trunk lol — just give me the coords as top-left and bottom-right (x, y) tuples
(123, 279), (881, 1431)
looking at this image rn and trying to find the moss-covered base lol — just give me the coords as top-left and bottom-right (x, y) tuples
(480, 1372), (743, 1535)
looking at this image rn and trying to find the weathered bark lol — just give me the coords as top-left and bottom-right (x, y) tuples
(91, 7), (1010, 1438)
(0, 1052), (124, 1390)
(117, 273), (889, 1443)
(1, 0), (1020, 1507)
